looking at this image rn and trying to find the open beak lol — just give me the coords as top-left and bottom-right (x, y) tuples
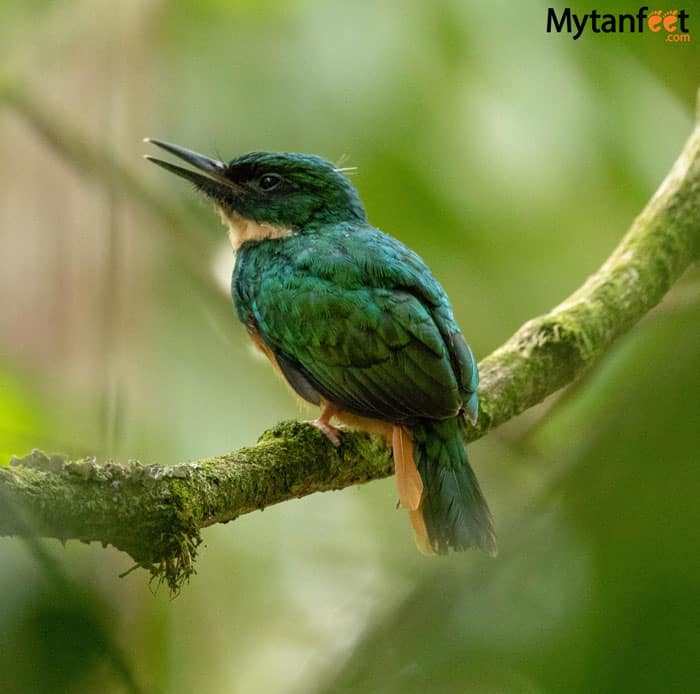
(144, 138), (239, 199)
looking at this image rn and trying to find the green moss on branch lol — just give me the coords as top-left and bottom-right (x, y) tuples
(1, 423), (393, 590)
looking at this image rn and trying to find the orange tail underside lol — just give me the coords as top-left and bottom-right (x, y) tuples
(392, 425), (422, 510)
(392, 425), (432, 554)
(316, 403), (434, 554)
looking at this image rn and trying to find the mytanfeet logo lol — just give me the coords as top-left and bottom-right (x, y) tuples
(547, 6), (691, 42)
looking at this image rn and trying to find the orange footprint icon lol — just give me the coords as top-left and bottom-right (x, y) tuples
(663, 10), (679, 32)
(648, 9), (663, 32)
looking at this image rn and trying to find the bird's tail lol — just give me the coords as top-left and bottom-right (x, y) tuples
(396, 418), (496, 555)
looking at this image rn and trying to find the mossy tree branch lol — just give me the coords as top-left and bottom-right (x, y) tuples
(2, 92), (699, 591)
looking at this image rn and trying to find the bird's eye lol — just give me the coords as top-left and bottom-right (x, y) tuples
(257, 173), (283, 192)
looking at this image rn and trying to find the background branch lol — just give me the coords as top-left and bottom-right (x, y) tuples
(2, 95), (699, 592)
(0, 77), (234, 325)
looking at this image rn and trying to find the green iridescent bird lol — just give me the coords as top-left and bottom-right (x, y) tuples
(145, 139), (496, 555)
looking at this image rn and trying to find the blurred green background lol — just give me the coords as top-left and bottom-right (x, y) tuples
(1, 1), (698, 692)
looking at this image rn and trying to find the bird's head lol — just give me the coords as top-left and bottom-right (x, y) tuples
(145, 140), (366, 248)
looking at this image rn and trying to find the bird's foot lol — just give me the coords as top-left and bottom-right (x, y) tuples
(308, 418), (342, 447)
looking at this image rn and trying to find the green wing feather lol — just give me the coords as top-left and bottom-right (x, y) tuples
(255, 280), (459, 421)
(234, 225), (477, 424)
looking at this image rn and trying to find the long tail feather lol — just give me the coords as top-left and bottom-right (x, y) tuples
(410, 418), (496, 555)
(392, 425), (423, 511)
(408, 508), (433, 554)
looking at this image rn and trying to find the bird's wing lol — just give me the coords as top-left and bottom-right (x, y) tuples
(236, 227), (472, 423)
(385, 239), (480, 419)
(445, 329), (479, 422)
(350, 227), (479, 404)
(254, 282), (460, 422)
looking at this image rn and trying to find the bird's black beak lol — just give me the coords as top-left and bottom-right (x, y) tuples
(144, 138), (239, 199)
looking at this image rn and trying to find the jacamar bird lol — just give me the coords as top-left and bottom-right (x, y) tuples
(144, 139), (496, 555)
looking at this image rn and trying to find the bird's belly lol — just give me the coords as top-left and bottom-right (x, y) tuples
(328, 404), (393, 442)
(248, 329), (281, 372)
(247, 327), (322, 407)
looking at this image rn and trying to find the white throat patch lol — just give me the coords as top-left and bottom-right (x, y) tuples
(218, 208), (292, 253)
